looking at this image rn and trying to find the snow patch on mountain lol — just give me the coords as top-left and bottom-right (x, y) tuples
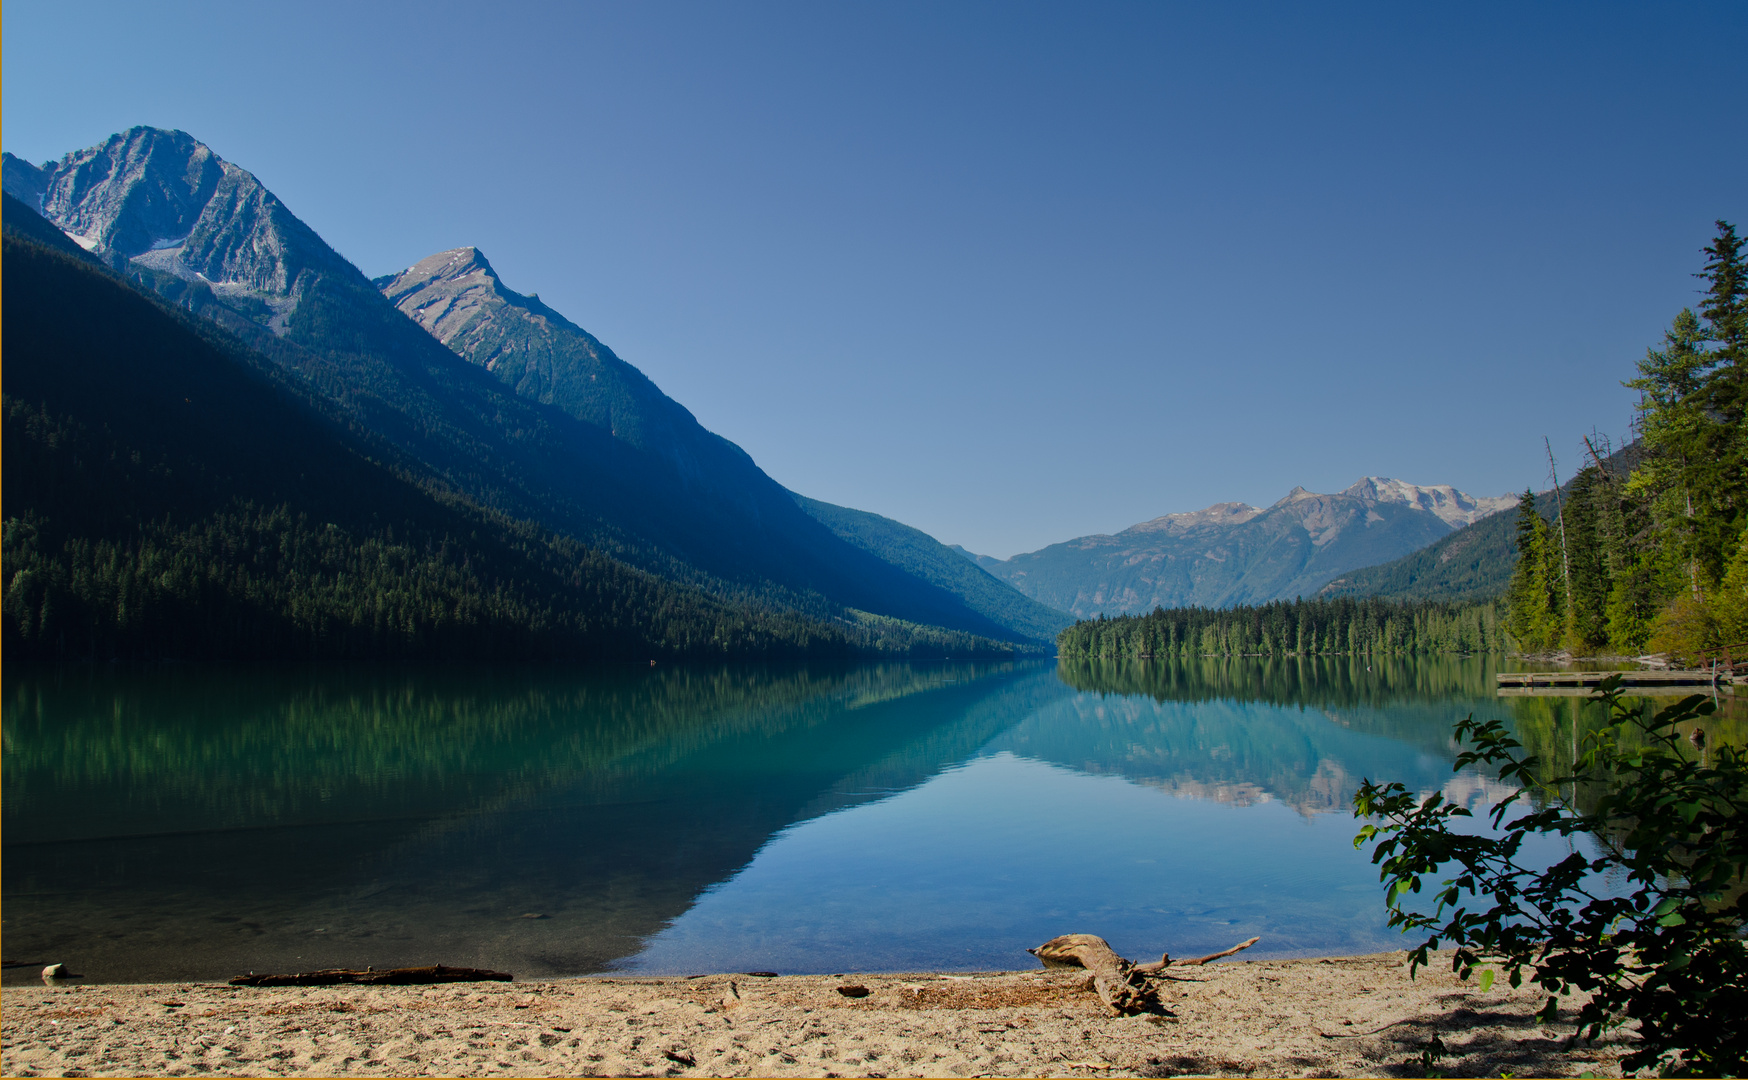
(1341, 477), (1517, 527)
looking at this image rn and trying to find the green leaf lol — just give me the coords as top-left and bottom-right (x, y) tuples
(1478, 969), (1494, 992)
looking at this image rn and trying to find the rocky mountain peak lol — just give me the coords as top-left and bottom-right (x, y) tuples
(376, 246), (572, 349)
(377, 245), (718, 471)
(6, 126), (357, 334)
(388, 246), (498, 289)
(1340, 477), (1517, 528)
(35, 127), (224, 258)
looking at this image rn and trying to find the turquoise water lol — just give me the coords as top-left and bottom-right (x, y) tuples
(0, 657), (1623, 983)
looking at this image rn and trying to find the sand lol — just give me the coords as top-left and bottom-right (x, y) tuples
(0, 952), (1630, 1078)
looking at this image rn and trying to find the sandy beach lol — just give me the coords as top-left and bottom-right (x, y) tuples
(0, 951), (1629, 1078)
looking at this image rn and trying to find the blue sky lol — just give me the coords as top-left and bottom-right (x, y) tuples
(6, 2), (1744, 557)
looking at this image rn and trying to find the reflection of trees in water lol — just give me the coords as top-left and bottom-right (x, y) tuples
(1, 661), (1016, 842)
(1506, 691), (1747, 818)
(1057, 655), (1498, 710)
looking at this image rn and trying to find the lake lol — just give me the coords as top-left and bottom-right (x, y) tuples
(4, 657), (1732, 984)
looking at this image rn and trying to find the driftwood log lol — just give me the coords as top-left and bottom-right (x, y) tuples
(1029, 934), (1260, 1015)
(229, 964), (512, 987)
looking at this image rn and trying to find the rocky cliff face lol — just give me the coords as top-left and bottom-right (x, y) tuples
(375, 247), (751, 494)
(973, 479), (1519, 617)
(3, 128), (357, 334)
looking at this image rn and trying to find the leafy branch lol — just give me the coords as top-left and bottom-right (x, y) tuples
(1353, 675), (1747, 1076)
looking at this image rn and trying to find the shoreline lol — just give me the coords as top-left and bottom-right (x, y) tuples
(1, 952), (1629, 1078)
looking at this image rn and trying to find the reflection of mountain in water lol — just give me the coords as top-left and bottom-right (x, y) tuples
(2, 661), (1069, 982)
(1014, 657), (1523, 814)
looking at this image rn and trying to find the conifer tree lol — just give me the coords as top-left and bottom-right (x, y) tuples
(1696, 221), (1748, 585)
(1563, 467), (1611, 651)
(1505, 490), (1562, 651)
(1698, 219), (1747, 424)
(1626, 309), (1716, 598)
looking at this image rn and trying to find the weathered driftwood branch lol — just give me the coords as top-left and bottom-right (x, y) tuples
(1169, 936), (1262, 968)
(1028, 934), (1260, 1015)
(230, 964), (512, 987)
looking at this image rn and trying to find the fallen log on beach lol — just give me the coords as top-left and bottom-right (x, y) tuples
(1029, 934), (1260, 1015)
(230, 964), (513, 987)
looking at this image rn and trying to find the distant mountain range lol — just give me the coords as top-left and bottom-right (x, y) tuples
(957, 478), (1518, 617)
(3, 127), (1062, 654)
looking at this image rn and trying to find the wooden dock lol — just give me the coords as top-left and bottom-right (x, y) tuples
(1496, 670), (1724, 696)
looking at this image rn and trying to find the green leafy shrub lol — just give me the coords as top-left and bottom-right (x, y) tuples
(1353, 677), (1746, 1077)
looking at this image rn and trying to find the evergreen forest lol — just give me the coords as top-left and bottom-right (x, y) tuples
(1054, 596), (1505, 660)
(1503, 221), (1748, 660)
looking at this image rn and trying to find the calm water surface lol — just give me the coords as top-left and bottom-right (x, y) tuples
(5, 657), (1734, 983)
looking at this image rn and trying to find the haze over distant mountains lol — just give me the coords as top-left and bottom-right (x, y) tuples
(957, 479), (1518, 618)
(2, 127), (1068, 651)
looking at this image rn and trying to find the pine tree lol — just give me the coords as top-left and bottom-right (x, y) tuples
(1698, 220), (1747, 426)
(1563, 467), (1611, 651)
(1696, 221), (1748, 583)
(1626, 309), (1716, 597)
(1505, 490), (1562, 651)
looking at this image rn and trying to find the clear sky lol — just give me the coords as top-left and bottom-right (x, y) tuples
(6, 2), (1745, 557)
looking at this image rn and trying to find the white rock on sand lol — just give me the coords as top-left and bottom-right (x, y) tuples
(0, 952), (1628, 1078)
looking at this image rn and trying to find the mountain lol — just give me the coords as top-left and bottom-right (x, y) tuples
(5, 219), (1007, 660)
(4, 130), (352, 336)
(1315, 505), (1523, 603)
(789, 496), (1074, 642)
(972, 479), (1518, 617)
(375, 248), (709, 469)
(5, 127), (1049, 645)
(1317, 445), (1641, 604)
(376, 243), (1070, 642)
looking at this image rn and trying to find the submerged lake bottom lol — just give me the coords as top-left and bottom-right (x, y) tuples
(6, 657), (1728, 984)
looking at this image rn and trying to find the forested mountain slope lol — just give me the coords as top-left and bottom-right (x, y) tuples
(1316, 506), (1523, 603)
(0, 226), (1014, 661)
(4, 128), (1041, 644)
(791, 495), (1074, 642)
